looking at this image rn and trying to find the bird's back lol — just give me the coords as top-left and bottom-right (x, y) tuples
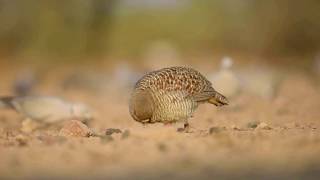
(135, 66), (214, 95)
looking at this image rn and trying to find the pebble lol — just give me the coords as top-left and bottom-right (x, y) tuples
(256, 122), (272, 130)
(59, 120), (93, 137)
(105, 128), (122, 136)
(231, 125), (241, 131)
(177, 128), (185, 133)
(209, 126), (227, 134)
(247, 121), (260, 129)
(15, 134), (28, 147)
(21, 119), (40, 133)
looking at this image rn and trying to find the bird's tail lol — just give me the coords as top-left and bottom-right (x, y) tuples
(208, 91), (229, 106)
(0, 96), (16, 109)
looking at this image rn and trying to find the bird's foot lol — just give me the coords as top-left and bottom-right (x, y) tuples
(177, 122), (191, 133)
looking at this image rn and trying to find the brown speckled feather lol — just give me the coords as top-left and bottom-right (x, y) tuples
(129, 67), (228, 124)
(135, 67), (213, 95)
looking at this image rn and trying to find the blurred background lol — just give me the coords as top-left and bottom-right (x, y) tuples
(0, 0), (319, 95)
(1, 0), (320, 130)
(0, 0), (319, 61)
(1, 1), (320, 179)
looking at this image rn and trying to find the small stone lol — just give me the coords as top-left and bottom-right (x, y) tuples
(256, 122), (272, 130)
(306, 123), (317, 130)
(209, 126), (226, 134)
(21, 119), (40, 133)
(247, 121), (260, 129)
(15, 134), (28, 146)
(59, 120), (93, 137)
(231, 125), (241, 131)
(105, 128), (122, 136)
(177, 128), (185, 132)
(121, 130), (130, 139)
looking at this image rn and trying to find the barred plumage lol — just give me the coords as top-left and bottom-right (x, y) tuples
(129, 66), (228, 125)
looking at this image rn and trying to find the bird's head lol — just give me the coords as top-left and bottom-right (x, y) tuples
(209, 92), (229, 106)
(129, 89), (154, 122)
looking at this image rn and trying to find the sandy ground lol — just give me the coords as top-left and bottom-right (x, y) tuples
(0, 62), (320, 179)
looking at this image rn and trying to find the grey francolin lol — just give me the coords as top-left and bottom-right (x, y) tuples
(129, 67), (228, 130)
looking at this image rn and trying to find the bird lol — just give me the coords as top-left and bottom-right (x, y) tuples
(129, 66), (229, 131)
(210, 56), (240, 98)
(13, 70), (36, 96)
(0, 96), (92, 124)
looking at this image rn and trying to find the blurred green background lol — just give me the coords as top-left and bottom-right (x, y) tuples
(0, 0), (319, 62)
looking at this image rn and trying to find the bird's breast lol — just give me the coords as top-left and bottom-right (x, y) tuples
(150, 90), (198, 123)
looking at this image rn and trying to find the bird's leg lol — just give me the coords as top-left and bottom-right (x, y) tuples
(177, 121), (191, 133)
(142, 122), (148, 128)
(184, 122), (190, 130)
(141, 119), (152, 128)
(163, 121), (174, 127)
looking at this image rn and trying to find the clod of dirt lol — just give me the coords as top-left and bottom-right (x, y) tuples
(21, 119), (40, 133)
(177, 128), (185, 133)
(15, 134), (29, 147)
(176, 127), (194, 133)
(256, 122), (272, 130)
(121, 130), (130, 139)
(306, 123), (317, 130)
(247, 121), (260, 129)
(59, 120), (93, 137)
(105, 128), (122, 136)
(209, 126), (227, 134)
(231, 125), (241, 131)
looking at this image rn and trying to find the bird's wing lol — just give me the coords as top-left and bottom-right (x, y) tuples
(192, 91), (215, 102)
(190, 86), (216, 102)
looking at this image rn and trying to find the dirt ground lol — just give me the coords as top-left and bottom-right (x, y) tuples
(0, 61), (320, 179)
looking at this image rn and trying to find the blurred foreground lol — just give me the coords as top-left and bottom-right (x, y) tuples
(0, 57), (320, 179)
